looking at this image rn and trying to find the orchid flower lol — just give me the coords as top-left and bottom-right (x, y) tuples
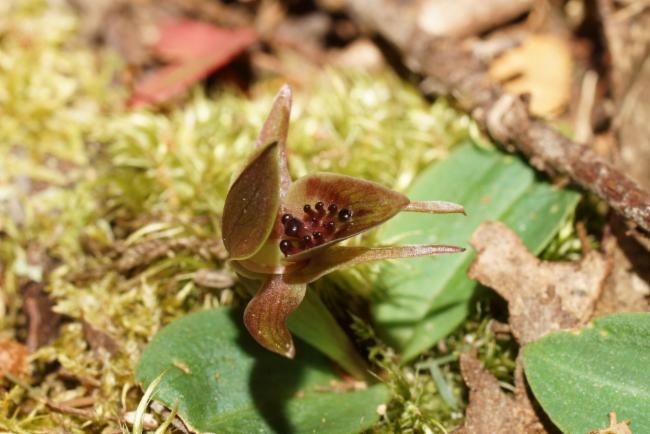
(222, 85), (465, 358)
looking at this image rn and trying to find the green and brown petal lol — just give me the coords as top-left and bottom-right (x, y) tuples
(243, 274), (306, 358)
(278, 173), (410, 260)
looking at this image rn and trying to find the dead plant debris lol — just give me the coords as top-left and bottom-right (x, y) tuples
(469, 221), (611, 345)
(456, 352), (545, 434)
(588, 412), (632, 434)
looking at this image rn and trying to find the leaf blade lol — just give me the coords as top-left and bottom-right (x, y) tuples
(523, 313), (650, 434)
(372, 142), (580, 360)
(136, 308), (388, 433)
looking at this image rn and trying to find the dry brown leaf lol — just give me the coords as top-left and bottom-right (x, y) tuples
(468, 221), (611, 345)
(456, 352), (546, 434)
(588, 412), (632, 434)
(0, 339), (28, 378)
(489, 33), (572, 117)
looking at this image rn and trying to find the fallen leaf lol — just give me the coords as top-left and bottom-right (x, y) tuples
(129, 20), (257, 108)
(154, 20), (255, 62)
(588, 412), (632, 434)
(0, 340), (29, 378)
(456, 352), (545, 434)
(489, 33), (572, 117)
(468, 221), (611, 345)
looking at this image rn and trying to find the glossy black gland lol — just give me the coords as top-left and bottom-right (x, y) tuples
(315, 202), (325, 212)
(313, 232), (322, 239)
(327, 204), (337, 214)
(284, 218), (302, 236)
(338, 208), (352, 221)
(281, 213), (292, 224)
(303, 204), (313, 214)
(303, 235), (312, 243)
(325, 221), (335, 231)
(279, 240), (291, 255)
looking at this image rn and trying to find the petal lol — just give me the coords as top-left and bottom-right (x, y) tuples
(286, 244), (465, 284)
(244, 274), (307, 358)
(222, 86), (295, 260)
(256, 84), (292, 197)
(222, 141), (281, 260)
(282, 173), (409, 260)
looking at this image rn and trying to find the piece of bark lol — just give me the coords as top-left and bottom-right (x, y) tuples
(456, 352), (546, 434)
(346, 0), (650, 233)
(594, 218), (650, 315)
(22, 281), (61, 352)
(468, 222), (611, 345)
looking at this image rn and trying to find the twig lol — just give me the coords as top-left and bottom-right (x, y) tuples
(346, 0), (650, 232)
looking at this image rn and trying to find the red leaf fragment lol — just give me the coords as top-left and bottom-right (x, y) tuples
(129, 20), (257, 108)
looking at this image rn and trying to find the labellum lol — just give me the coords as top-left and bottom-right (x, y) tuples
(222, 85), (466, 358)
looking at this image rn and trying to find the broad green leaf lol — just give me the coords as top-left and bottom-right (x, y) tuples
(372, 142), (580, 361)
(523, 313), (650, 434)
(136, 308), (387, 434)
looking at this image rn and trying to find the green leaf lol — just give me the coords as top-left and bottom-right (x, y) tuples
(523, 313), (650, 434)
(136, 308), (388, 434)
(372, 142), (580, 361)
(288, 289), (371, 380)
